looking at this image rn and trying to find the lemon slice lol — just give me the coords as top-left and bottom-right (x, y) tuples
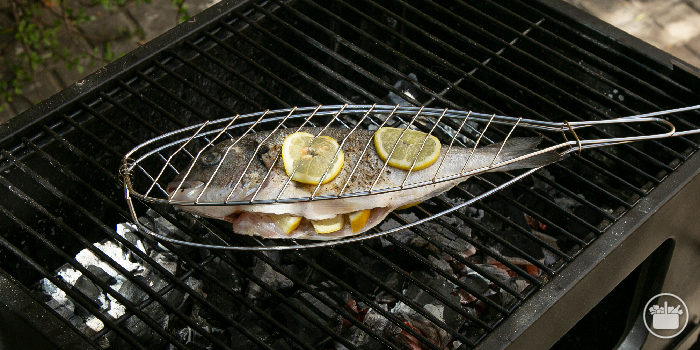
(374, 127), (441, 171)
(270, 214), (302, 235)
(282, 132), (345, 185)
(311, 215), (344, 234)
(348, 209), (371, 232)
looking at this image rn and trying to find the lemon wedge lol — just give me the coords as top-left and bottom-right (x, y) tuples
(282, 132), (345, 185)
(270, 214), (302, 235)
(373, 127), (441, 171)
(348, 209), (371, 232)
(311, 215), (345, 234)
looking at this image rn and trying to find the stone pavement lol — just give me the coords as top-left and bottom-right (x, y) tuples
(563, 0), (700, 67)
(0, 0), (219, 124)
(2, 0), (700, 124)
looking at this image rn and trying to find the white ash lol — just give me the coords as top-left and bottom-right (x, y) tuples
(541, 248), (558, 267)
(35, 215), (185, 340)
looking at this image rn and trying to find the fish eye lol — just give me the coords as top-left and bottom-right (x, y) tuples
(200, 151), (222, 166)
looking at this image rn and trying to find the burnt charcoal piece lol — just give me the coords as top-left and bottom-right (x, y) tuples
(495, 231), (544, 261)
(460, 275), (490, 295)
(197, 286), (240, 327)
(272, 291), (344, 347)
(338, 308), (389, 350)
(246, 255), (294, 300)
(228, 320), (282, 350)
(87, 265), (117, 285)
(388, 270), (464, 347)
(73, 274), (102, 303)
(375, 272), (405, 304)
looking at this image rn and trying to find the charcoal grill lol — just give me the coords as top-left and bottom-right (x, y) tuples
(1, 0), (700, 349)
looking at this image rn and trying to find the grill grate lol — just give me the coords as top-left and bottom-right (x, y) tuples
(0, 0), (699, 349)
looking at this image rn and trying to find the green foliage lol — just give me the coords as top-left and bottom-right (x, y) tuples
(0, 0), (186, 113)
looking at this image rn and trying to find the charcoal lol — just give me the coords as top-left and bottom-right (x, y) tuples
(247, 256), (293, 299)
(428, 255), (453, 275)
(203, 257), (243, 293)
(87, 265), (117, 285)
(473, 264), (510, 285)
(338, 307), (388, 350)
(73, 274), (102, 303)
(197, 285), (240, 327)
(150, 251), (178, 276)
(272, 291), (344, 347)
(116, 222), (150, 253)
(385, 73), (420, 107)
(110, 311), (169, 350)
(460, 275), (489, 295)
(117, 278), (148, 305)
(494, 231), (544, 261)
(228, 321), (277, 349)
(375, 272), (404, 304)
(396, 269), (464, 345)
(173, 326), (227, 350)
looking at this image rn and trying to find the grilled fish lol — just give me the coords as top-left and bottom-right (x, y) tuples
(166, 127), (561, 240)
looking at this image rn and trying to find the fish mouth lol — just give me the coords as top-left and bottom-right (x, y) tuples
(166, 180), (205, 201)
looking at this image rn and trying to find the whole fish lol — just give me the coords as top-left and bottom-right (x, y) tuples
(166, 127), (561, 240)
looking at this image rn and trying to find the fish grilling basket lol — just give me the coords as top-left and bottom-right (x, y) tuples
(121, 104), (700, 250)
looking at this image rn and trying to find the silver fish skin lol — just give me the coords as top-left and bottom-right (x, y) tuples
(166, 127), (561, 239)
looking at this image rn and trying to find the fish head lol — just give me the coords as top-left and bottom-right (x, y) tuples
(166, 137), (263, 204)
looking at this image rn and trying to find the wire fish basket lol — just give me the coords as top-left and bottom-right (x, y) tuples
(121, 104), (700, 250)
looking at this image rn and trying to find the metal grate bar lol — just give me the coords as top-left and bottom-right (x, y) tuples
(297, 0), (503, 113)
(488, 188), (589, 247)
(44, 116), (347, 349)
(324, 0), (669, 199)
(23, 131), (280, 350)
(430, 0), (697, 154)
(0, 151), (243, 350)
(493, 0), (700, 106)
(153, 58), (268, 111)
(181, 39), (314, 107)
(38, 130), (323, 350)
(252, 3), (443, 108)
(0, 198), (189, 350)
(0, 229), (148, 350)
(292, 252), (455, 349)
(345, 244), (487, 338)
(529, 169), (622, 219)
(376, 220), (511, 316)
(228, 9), (381, 103)
(360, 0), (682, 176)
(99, 92), (162, 137)
(210, 22), (345, 104)
(143, 205), (366, 350)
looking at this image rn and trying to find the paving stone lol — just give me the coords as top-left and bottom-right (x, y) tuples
(617, 16), (673, 49)
(575, 0), (643, 26)
(0, 105), (14, 124)
(628, 0), (683, 16)
(187, 0), (222, 16)
(127, 0), (181, 42)
(80, 10), (139, 45)
(667, 44), (700, 68)
(652, 2), (700, 47)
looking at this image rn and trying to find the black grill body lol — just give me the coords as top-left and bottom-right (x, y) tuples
(1, 0), (700, 349)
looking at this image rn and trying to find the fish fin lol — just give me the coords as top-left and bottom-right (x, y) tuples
(488, 137), (564, 171)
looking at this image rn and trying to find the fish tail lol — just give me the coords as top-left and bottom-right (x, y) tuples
(485, 137), (564, 171)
